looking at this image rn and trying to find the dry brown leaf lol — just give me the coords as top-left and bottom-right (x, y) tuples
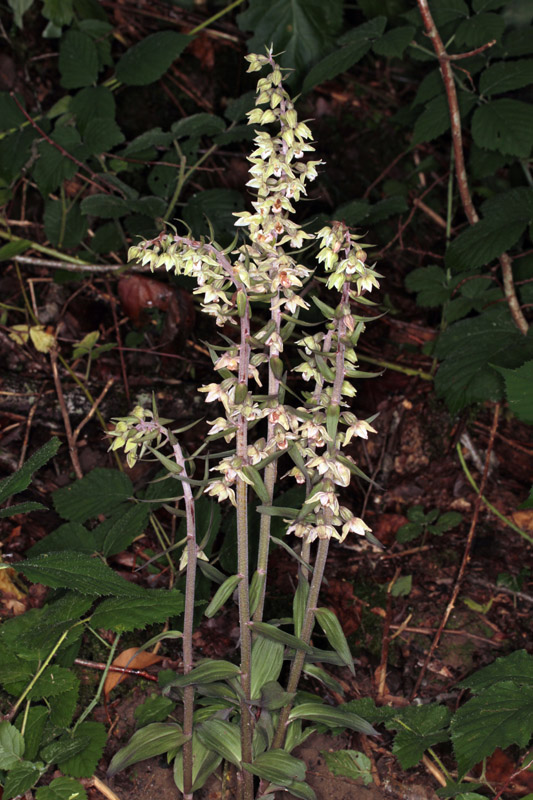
(512, 509), (533, 534)
(0, 558), (27, 601)
(104, 647), (163, 697)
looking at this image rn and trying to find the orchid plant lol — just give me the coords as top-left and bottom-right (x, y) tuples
(108, 49), (381, 800)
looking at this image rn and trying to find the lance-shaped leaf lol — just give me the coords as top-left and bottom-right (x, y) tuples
(250, 621), (312, 653)
(248, 569), (265, 616)
(197, 719), (241, 766)
(240, 465), (270, 504)
(164, 660), (240, 689)
(289, 703), (377, 735)
(315, 607), (354, 675)
(285, 780), (317, 800)
(303, 664), (344, 696)
(0, 501), (47, 519)
(107, 723), (186, 775)
(243, 749), (306, 787)
(0, 436), (60, 505)
(326, 403), (340, 442)
(293, 580), (309, 639)
(174, 732), (222, 792)
(205, 574), (241, 618)
(251, 636), (284, 699)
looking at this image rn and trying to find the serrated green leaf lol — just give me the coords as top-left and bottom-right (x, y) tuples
(40, 732), (89, 765)
(373, 25), (415, 59)
(71, 87), (115, 134)
(36, 777), (87, 800)
(413, 92), (476, 145)
(451, 682), (533, 776)
(396, 522), (423, 543)
(405, 265), (451, 308)
(238, 0), (341, 82)
(387, 704), (451, 769)
(315, 608), (354, 674)
(59, 722), (107, 778)
(391, 574), (412, 597)
(107, 722), (185, 775)
(197, 719), (241, 766)
(3, 760), (42, 800)
(302, 39), (373, 95)
(480, 58), (533, 96)
(44, 199), (88, 249)
(17, 706), (48, 762)
(445, 216), (528, 273)
(413, 69), (444, 106)
(27, 522), (96, 556)
(52, 468), (133, 522)
(0, 437), (60, 505)
(102, 502), (149, 556)
(83, 117), (124, 154)
(251, 635), (284, 699)
(134, 695), (175, 727)
(17, 552), (146, 597)
(322, 749), (373, 784)
(459, 649), (533, 692)
(434, 311), (533, 413)
(472, 99), (533, 157)
(28, 665), (79, 701)
(80, 194), (129, 219)
(455, 12), (505, 48)
(431, 511), (463, 533)
(0, 721), (25, 769)
(182, 188), (243, 245)
(59, 30), (99, 88)
(91, 590), (184, 632)
(289, 702), (377, 735)
(115, 31), (190, 86)
(32, 127), (87, 196)
(171, 113), (225, 139)
(493, 360), (533, 424)
(0, 500), (47, 518)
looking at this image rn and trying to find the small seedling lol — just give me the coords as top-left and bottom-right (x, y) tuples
(396, 506), (462, 544)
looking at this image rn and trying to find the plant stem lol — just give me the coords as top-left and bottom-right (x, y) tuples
(188, 0), (246, 35)
(171, 440), (197, 799)
(73, 633), (121, 731)
(415, 0), (528, 335)
(271, 536), (330, 749)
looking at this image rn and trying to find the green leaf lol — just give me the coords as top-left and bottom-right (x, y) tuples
(480, 58), (533, 96)
(387, 704), (451, 769)
(165, 660), (240, 689)
(27, 522), (96, 556)
(32, 127), (87, 196)
(44, 199), (88, 249)
(173, 731), (222, 793)
(396, 522), (422, 543)
(102, 502), (149, 556)
(434, 311), (533, 413)
(459, 649), (533, 692)
(59, 722), (107, 778)
(238, 0), (341, 82)
(171, 113), (225, 139)
(431, 511), (463, 533)
(0, 437), (60, 505)
(302, 35), (374, 94)
(451, 682), (533, 776)
(16, 552), (146, 597)
(7, 0), (34, 28)
(80, 194), (129, 219)
(413, 69), (444, 106)
(115, 31), (190, 86)
(224, 91), (256, 122)
(134, 695), (175, 727)
(59, 30), (99, 88)
(289, 703), (377, 735)
(472, 99), (533, 157)
(413, 92), (476, 145)
(83, 117), (124, 154)
(251, 636), (284, 699)
(27, 665), (79, 701)
(315, 608), (354, 674)
(17, 706), (47, 762)
(494, 360), (533, 424)
(455, 12), (505, 48)
(405, 265), (451, 308)
(0, 92), (27, 131)
(122, 127), (173, 156)
(43, 0), (73, 26)
(3, 760), (42, 800)
(0, 239), (32, 261)
(0, 721), (25, 769)
(391, 574), (412, 597)
(182, 188), (243, 245)
(52, 468), (133, 522)
(204, 574), (241, 618)
(71, 86), (115, 133)
(372, 25), (415, 58)
(197, 719), (241, 767)
(0, 500), (47, 518)
(322, 750), (373, 784)
(445, 217), (528, 273)
(91, 590), (184, 632)
(243, 750), (306, 786)
(40, 732), (89, 765)
(107, 723), (186, 775)
(251, 621), (313, 653)
(36, 777), (87, 800)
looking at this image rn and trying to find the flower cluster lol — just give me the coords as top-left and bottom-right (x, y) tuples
(108, 405), (170, 469)
(122, 50), (379, 547)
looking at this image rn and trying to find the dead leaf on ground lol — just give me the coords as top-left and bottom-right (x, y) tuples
(104, 647), (163, 697)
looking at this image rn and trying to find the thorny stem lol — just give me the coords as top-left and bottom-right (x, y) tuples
(172, 440), (197, 799)
(416, 0), (528, 335)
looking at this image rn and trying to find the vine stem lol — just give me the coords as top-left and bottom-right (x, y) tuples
(171, 440), (197, 799)
(415, 0), (528, 335)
